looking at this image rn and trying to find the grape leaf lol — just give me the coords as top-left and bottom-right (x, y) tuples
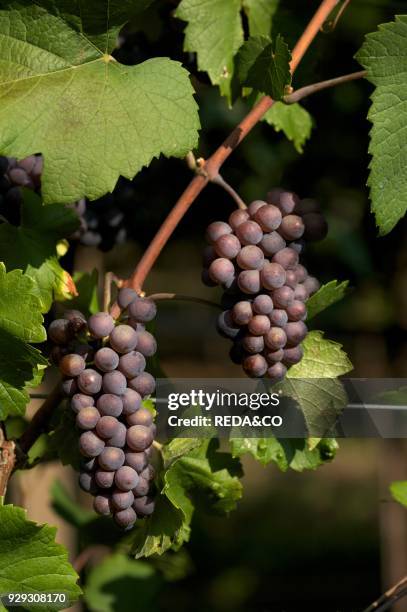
(307, 280), (350, 319)
(242, 0), (279, 37)
(390, 481), (407, 508)
(0, 192), (79, 311)
(235, 35), (291, 100)
(262, 101), (313, 153)
(0, 3), (200, 204)
(0, 264), (45, 343)
(231, 437), (338, 471)
(0, 504), (81, 610)
(84, 553), (160, 612)
(288, 330), (353, 379)
(0, 334), (47, 420)
(131, 440), (243, 558)
(175, 0), (243, 99)
(356, 16), (407, 234)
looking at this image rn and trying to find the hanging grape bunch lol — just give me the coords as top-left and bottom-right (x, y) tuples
(202, 190), (327, 382)
(0, 154), (43, 224)
(48, 288), (158, 530)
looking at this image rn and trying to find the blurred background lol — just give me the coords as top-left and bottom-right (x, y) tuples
(10, 0), (407, 610)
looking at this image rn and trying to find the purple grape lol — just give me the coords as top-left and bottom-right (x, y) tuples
(269, 309), (288, 327)
(133, 496), (155, 517)
(266, 188), (284, 206)
(253, 294), (274, 315)
(112, 489), (135, 511)
(96, 416), (120, 439)
(114, 507), (137, 529)
(236, 245), (264, 270)
(294, 264), (308, 283)
(248, 315), (271, 336)
(109, 325), (138, 354)
(95, 470), (115, 488)
(254, 204), (282, 232)
(265, 349), (284, 364)
(231, 301), (253, 326)
(237, 270), (261, 294)
(79, 431), (105, 457)
(78, 369), (102, 395)
(205, 221), (232, 243)
(247, 200), (267, 216)
(48, 319), (73, 344)
(294, 284), (308, 301)
(127, 425), (154, 451)
(260, 263), (286, 290)
(9, 167), (33, 188)
(76, 407), (100, 430)
(228, 209), (250, 230)
(79, 472), (97, 494)
(285, 321), (308, 346)
(95, 347), (120, 372)
(133, 477), (150, 497)
(122, 388), (142, 415)
(97, 394), (123, 417)
(118, 351), (146, 379)
(284, 270), (298, 289)
(276, 191), (299, 215)
(63, 309), (87, 333)
(208, 258), (235, 285)
(88, 313), (115, 338)
(62, 378), (78, 397)
(279, 214), (305, 240)
(264, 327), (287, 350)
(136, 331), (157, 357)
(214, 234), (241, 259)
(125, 451), (149, 472)
(272, 286), (294, 309)
(94, 494), (112, 516)
(286, 300), (307, 321)
(118, 287), (138, 308)
(303, 276), (320, 296)
(235, 220), (263, 245)
(128, 298), (157, 323)
(243, 354), (268, 377)
(128, 372), (156, 397)
(217, 310), (240, 339)
(102, 371), (127, 395)
(59, 353), (86, 377)
(272, 247), (299, 270)
(242, 334), (264, 354)
(282, 346), (304, 365)
(17, 154), (36, 173)
(259, 231), (286, 256)
(115, 466), (139, 491)
(98, 447), (125, 471)
(291, 241), (305, 255)
(126, 408), (153, 427)
(267, 362), (287, 383)
(140, 465), (155, 481)
(107, 422), (127, 448)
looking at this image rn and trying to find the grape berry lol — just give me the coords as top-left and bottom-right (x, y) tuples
(202, 190), (325, 383)
(48, 294), (157, 530)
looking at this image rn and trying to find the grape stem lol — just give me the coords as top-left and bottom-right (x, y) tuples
(362, 575), (407, 612)
(125, 0), (342, 294)
(147, 293), (222, 310)
(103, 271), (121, 312)
(0, 425), (15, 498)
(211, 174), (247, 210)
(283, 70), (367, 104)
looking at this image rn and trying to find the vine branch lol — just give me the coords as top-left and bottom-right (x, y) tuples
(362, 575), (407, 612)
(125, 0), (342, 294)
(0, 425), (15, 498)
(284, 70), (366, 104)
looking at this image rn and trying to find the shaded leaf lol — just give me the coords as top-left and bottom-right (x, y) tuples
(262, 100), (313, 153)
(307, 280), (349, 319)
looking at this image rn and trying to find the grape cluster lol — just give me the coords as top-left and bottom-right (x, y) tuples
(0, 155), (43, 224)
(48, 289), (158, 530)
(202, 189), (326, 383)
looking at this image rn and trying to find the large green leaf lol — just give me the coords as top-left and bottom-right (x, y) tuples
(231, 437), (338, 471)
(0, 192), (78, 311)
(0, 2), (199, 204)
(0, 504), (81, 611)
(84, 553), (160, 612)
(288, 330), (353, 379)
(235, 35), (291, 100)
(307, 280), (349, 319)
(175, 0), (243, 99)
(131, 440), (243, 558)
(262, 101), (313, 153)
(242, 0), (279, 37)
(356, 16), (407, 234)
